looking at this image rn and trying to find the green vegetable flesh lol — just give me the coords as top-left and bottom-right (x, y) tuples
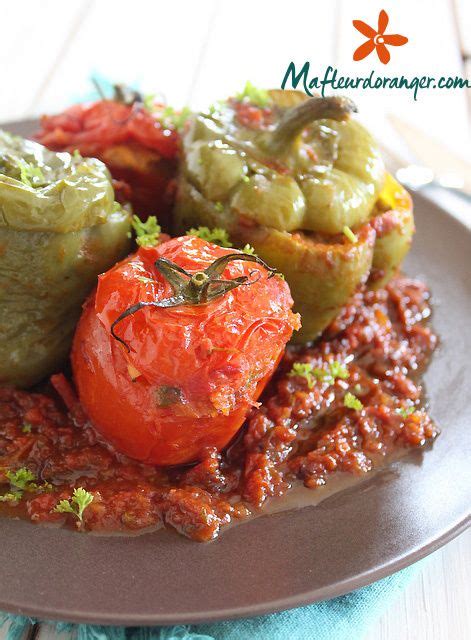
(176, 90), (384, 236)
(368, 174), (415, 289)
(237, 225), (375, 343)
(231, 174), (305, 231)
(0, 131), (131, 387)
(0, 131), (115, 233)
(175, 177), (375, 342)
(174, 88), (413, 342)
(186, 141), (246, 201)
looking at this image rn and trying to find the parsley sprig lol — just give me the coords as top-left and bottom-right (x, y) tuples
(55, 487), (94, 523)
(289, 361), (349, 389)
(0, 491), (22, 503)
(0, 467), (51, 502)
(315, 361), (349, 385)
(131, 215), (161, 247)
(160, 105), (191, 131)
(396, 406), (416, 419)
(188, 226), (232, 248)
(143, 97), (191, 131)
(236, 81), (270, 108)
(143, 93), (156, 111)
(344, 392), (364, 411)
(289, 363), (316, 388)
(6, 468), (38, 491)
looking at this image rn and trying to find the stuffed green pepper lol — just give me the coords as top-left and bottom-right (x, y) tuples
(0, 130), (131, 387)
(368, 173), (415, 289)
(174, 86), (413, 342)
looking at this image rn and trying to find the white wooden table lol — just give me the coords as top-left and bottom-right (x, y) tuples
(0, 1), (469, 638)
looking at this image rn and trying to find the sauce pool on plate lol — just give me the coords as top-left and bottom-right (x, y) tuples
(0, 276), (437, 541)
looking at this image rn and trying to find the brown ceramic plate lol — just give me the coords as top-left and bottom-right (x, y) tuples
(0, 119), (470, 626)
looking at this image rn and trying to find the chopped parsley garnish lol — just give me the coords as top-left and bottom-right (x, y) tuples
(288, 363), (316, 389)
(241, 175), (250, 183)
(21, 423), (32, 433)
(236, 81), (270, 108)
(131, 215), (161, 247)
(241, 244), (255, 255)
(0, 467), (51, 502)
(143, 93), (156, 111)
(6, 468), (38, 491)
(188, 226), (232, 248)
(329, 361), (349, 380)
(289, 360), (349, 389)
(214, 201), (224, 212)
(72, 149), (81, 160)
(208, 100), (225, 116)
(160, 105), (191, 131)
(342, 226), (358, 244)
(17, 161), (45, 187)
(54, 487), (94, 522)
(344, 392), (363, 411)
(0, 491), (22, 503)
(142, 95), (190, 129)
(396, 406), (416, 418)
(313, 360), (349, 385)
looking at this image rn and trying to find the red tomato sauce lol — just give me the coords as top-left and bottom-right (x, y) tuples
(0, 277), (437, 542)
(230, 99), (275, 130)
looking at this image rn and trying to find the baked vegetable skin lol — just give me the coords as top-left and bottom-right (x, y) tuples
(369, 174), (415, 289)
(173, 89), (379, 341)
(72, 235), (300, 465)
(35, 86), (184, 229)
(174, 88), (415, 341)
(0, 131), (131, 388)
(175, 89), (384, 233)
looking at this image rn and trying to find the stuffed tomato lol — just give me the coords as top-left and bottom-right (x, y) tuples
(36, 85), (183, 228)
(72, 235), (300, 465)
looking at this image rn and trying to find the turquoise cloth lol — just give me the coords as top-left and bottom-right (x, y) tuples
(0, 560), (425, 640)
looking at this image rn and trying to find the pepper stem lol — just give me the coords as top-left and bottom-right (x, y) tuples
(267, 96), (358, 158)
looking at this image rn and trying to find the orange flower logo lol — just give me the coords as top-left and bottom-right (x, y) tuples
(353, 9), (408, 64)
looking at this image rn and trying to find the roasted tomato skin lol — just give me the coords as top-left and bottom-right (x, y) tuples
(35, 100), (180, 226)
(72, 236), (300, 465)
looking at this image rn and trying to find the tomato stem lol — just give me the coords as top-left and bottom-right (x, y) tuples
(110, 252), (278, 351)
(190, 272), (209, 287)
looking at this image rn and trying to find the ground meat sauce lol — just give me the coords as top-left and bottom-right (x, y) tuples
(0, 277), (437, 542)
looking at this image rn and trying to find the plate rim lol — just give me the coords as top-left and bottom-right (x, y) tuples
(7, 516), (470, 626)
